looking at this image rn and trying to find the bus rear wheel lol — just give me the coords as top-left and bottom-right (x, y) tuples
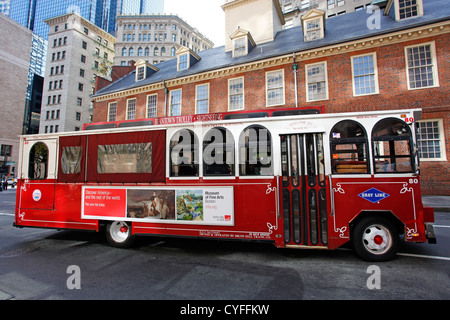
(106, 221), (135, 248)
(352, 216), (399, 262)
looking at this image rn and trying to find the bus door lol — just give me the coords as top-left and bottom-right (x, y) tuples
(19, 138), (58, 210)
(280, 133), (328, 247)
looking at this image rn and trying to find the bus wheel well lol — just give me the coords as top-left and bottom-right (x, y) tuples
(350, 211), (404, 235)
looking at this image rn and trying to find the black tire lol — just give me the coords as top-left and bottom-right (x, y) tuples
(352, 216), (399, 262)
(106, 221), (135, 248)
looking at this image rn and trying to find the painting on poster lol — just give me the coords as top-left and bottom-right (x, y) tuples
(127, 189), (176, 220)
(176, 189), (204, 222)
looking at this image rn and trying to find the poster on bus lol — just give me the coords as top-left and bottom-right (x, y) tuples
(81, 186), (234, 226)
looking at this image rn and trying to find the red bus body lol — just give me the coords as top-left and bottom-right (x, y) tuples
(15, 108), (435, 261)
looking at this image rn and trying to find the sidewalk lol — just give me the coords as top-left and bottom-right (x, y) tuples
(422, 196), (450, 212)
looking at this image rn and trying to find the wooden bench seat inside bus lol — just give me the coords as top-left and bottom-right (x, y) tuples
(335, 161), (367, 173)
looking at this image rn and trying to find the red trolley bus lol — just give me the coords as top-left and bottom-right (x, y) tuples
(14, 108), (436, 261)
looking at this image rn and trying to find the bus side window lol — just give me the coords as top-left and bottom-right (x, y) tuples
(29, 142), (49, 180)
(203, 127), (235, 176)
(372, 118), (414, 173)
(239, 125), (273, 176)
(330, 120), (369, 174)
(170, 129), (199, 177)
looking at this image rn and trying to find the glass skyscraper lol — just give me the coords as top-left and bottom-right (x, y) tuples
(9, 0), (164, 39)
(121, 0), (164, 15)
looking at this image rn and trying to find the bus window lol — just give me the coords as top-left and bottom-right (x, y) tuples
(29, 142), (48, 180)
(87, 130), (165, 183)
(372, 118), (414, 173)
(330, 120), (368, 174)
(239, 125), (273, 176)
(97, 143), (153, 174)
(170, 129), (199, 177)
(203, 127), (235, 176)
(61, 146), (82, 174)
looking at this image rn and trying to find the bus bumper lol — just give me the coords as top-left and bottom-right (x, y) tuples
(425, 223), (437, 244)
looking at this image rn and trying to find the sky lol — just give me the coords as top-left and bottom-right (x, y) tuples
(164, 0), (225, 47)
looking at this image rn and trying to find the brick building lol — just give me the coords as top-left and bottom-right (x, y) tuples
(92, 0), (450, 195)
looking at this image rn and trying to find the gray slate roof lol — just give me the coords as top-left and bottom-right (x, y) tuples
(94, 0), (450, 97)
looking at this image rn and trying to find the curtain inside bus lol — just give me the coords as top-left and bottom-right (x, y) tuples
(86, 130), (166, 183)
(58, 135), (87, 183)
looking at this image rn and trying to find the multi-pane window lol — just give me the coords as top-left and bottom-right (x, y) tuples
(398, 0), (420, 19)
(0, 145), (12, 156)
(147, 94), (157, 118)
(306, 62), (328, 101)
(196, 84), (209, 114)
(417, 120), (446, 160)
(228, 77), (244, 111)
(405, 43), (438, 90)
(136, 66), (145, 81)
(170, 89), (182, 116)
(233, 38), (246, 57)
(108, 102), (117, 121)
(266, 70), (285, 106)
(303, 16), (323, 41)
(352, 53), (378, 96)
(126, 99), (136, 120)
(178, 53), (188, 70)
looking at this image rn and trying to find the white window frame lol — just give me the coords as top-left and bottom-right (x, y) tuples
(416, 119), (447, 161)
(404, 41), (439, 91)
(233, 36), (247, 58)
(394, 0), (423, 21)
(195, 83), (210, 114)
(266, 69), (285, 107)
(169, 89), (182, 116)
(302, 16), (324, 41)
(146, 94), (158, 118)
(136, 66), (145, 81)
(228, 77), (245, 111)
(305, 61), (329, 102)
(351, 52), (379, 97)
(177, 53), (188, 71)
(126, 98), (136, 120)
(107, 102), (117, 122)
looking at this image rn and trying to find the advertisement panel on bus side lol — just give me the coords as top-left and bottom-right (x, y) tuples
(81, 186), (234, 226)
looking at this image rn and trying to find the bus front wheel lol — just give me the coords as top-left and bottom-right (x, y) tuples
(352, 216), (399, 262)
(106, 221), (135, 248)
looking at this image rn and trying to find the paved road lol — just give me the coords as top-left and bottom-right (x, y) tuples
(0, 188), (449, 306)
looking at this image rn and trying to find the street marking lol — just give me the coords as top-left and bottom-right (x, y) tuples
(397, 252), (450, 261)
(0, 213), (14, 217)
(433, 225), (450, 228)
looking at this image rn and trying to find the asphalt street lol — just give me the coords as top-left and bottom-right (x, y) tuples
(0, 187), (449, 304)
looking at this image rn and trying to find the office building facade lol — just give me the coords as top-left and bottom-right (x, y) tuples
(39, 12), (116, 133)
(114, 14), (214, 66)
(279, 0), (375, 28)
(0, 13), (34, 175)
(8, 0), (164, 39)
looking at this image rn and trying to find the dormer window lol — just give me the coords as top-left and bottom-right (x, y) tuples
(137, 66), (145, 81)
(176, 47), (201, 71)
(234, 38), (246, 57)
(385, 0), (423, 21)
(135, 59), (159, 82)
(230, 28), (256, 58)
(301, 9), (325, 42)
(178, 53), (188, 70)
(398, 0), (423, 19)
